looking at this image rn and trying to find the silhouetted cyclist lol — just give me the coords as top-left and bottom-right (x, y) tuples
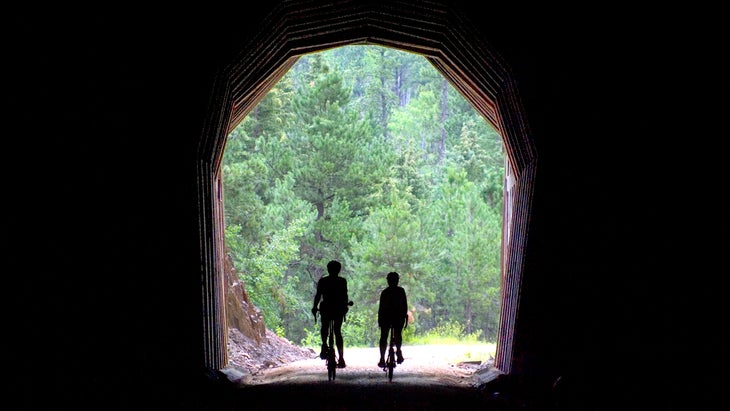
(377, 271), (408, 367)
(312, 260), (350, 368)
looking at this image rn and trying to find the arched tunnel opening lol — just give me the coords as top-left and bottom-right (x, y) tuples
(195, 2), (535, 407)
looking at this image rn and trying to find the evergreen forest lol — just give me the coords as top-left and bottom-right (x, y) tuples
(222, 45), (505, 347)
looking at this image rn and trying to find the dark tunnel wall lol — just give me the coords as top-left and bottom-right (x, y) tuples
(10, 2), (725, 409)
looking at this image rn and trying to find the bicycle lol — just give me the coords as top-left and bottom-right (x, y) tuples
(314, 301), (353, 381)
(382, 325), (397, 382)
(381, 320), (406, 382)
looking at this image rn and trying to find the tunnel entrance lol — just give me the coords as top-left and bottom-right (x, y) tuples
(197, 1), (536, 379)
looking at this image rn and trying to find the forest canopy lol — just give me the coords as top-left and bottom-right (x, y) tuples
(222, 45), (505, 347)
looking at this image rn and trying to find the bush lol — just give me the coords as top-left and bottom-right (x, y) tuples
(300, 309), (375, 348)
(405, 320), (482, 345)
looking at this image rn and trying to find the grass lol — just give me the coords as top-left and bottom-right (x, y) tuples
(403, 323), (496, 364)
(412, 340), (496, 364)
(303, 320), (498, 365)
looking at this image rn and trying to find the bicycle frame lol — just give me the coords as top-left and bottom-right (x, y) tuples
(314, 301), (352, 382)
(314, 311), (339, 381)
(325, 317), (337, 381)
(384, 326), (397, 382)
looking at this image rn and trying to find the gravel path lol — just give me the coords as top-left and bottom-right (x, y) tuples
(228, 346), (501, 410)
(239, 345), (493, 387)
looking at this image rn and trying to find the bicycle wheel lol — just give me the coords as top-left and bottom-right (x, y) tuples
(387, 347), (395, 382)
(386, 327), (396, 382)
(327, 348), (336, 381)
(326, 321), (336, 381)
(328, 361), (336, 381)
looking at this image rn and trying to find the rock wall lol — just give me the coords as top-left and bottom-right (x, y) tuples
(225, 254), (266, 344)
(224, 254), (313, 374)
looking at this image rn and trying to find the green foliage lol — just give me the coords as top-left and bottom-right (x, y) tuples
(222, 44), (504, 347)
(299, 309), (375, 349)
(341, 309), (377, 347)
(406, 319), (484, 345)
(273, 324), (286, 338)
(300, 324), (320, 348)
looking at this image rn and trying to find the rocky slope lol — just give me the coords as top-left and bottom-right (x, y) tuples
(224, 254), (313, 376)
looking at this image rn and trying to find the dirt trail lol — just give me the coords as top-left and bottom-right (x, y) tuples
(229, 346), (502, 410)
(242, 346), (482, 386)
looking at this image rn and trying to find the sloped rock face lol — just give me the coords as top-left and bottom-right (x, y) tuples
(224, 254), (313, 374)
(225, 254), (265, 343)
